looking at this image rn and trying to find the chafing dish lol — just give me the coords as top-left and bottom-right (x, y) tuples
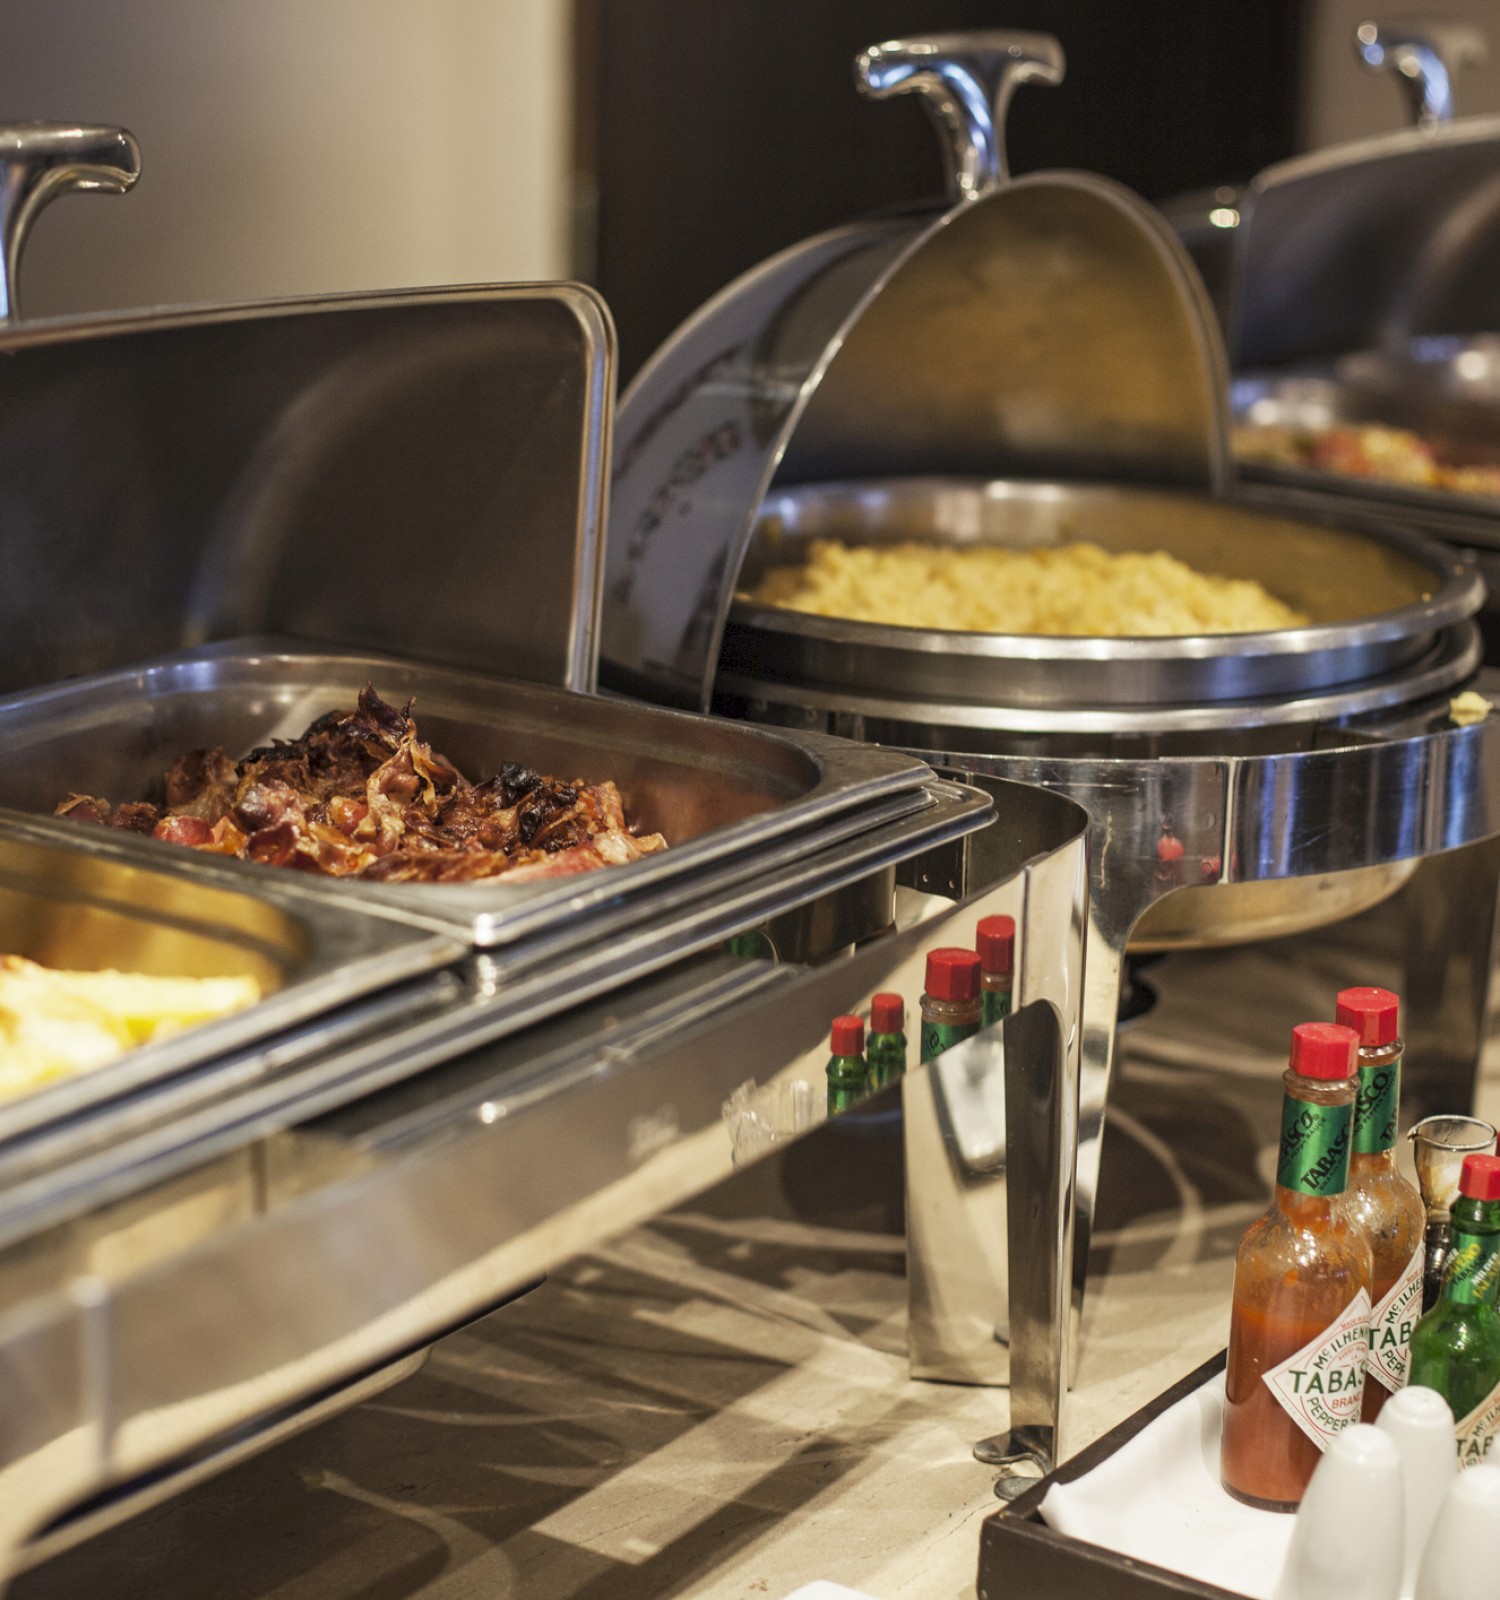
(730, 479), (1481, 726)
(600, 30), (1500, 1487)
(1165, 18), (1488, 328)
(0, 788), (1087, 1570)
(0, 641), (940, 954)
(1220, 22), (1500, 556)
(0, 117), (1097, 1574)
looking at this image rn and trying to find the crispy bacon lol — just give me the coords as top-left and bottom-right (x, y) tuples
(54, 687), (667, 883)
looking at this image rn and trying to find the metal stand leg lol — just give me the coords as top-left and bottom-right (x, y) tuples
(1402, 836), (1500, 1121)
(973, 917), (1127, 1474)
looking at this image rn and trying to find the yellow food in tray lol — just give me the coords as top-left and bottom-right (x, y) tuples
(0, 956), (260, 1097)
(749, 539), (1307, 636)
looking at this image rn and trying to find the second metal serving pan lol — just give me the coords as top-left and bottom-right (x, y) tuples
(0, 812), (459, 1145)
(0, 640), (940, 949)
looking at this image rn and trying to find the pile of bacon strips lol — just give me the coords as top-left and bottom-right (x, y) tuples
(56, 688), (667, 883)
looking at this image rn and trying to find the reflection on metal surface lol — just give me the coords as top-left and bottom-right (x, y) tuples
(0, 285), (612, 696)
(1130, 862), (1418, 952)
(0, 123), (139, 324)
(723, 679), (1500, 1419)
(856, 31), (1064, 200)
(0, 775), (1087, 1568)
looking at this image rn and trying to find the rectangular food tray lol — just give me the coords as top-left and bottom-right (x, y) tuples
(0, 640), (939, 951)
(0, 814), (459, 1146)
(0, 775), (991, 1249)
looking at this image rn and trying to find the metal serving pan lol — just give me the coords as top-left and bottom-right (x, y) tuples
(0, 641), (939, 950)
(1233, 351), (1500, 535)
(0, 776), (991, 1255)
(0, 815), (458, 1144)
(725, 478), (1483, 719)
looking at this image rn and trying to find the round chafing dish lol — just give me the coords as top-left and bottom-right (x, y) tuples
(603, 32), (1500, 1426)
(726, 479), (1482, 729)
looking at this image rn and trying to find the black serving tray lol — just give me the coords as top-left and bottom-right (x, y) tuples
(978, 1351), (1241, 1600)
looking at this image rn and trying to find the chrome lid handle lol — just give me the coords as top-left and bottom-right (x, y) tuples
(0, 123), (141, 322)
(1355, 20), (1487, 127)
(856, 32), (1064, 202)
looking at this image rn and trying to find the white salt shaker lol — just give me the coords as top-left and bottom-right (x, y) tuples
(1413, 1463), (1500, 1600)
(1376, 1385), (1458, 1598)
(1273, 1424), (1404, 1600)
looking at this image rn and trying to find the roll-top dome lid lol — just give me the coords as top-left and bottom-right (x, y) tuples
(1234, 114), (1500, 370)
(603, 31), (1228, 712)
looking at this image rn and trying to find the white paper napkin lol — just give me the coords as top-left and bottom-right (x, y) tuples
(1039, 1373), (1295, 1599)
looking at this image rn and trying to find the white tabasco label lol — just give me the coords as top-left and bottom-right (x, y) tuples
(1264, 1289), (1372, 1450)
(1456, 1381), (1500, 1468)
(1368, 1249), (1423, 1394)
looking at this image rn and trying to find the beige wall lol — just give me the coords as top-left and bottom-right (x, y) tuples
(0, 0), (571, 318)
(1302, 0), (1500, 149)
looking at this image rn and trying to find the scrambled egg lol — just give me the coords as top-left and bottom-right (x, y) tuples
(1449, 691), (1494, 727)
(749, 539), (1306, 636)
(0, 957), (260, 1098)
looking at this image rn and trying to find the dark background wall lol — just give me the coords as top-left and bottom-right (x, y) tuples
(576, 1), (1306, 384)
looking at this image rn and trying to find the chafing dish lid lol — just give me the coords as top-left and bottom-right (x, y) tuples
(602, 32), (1227, 712)
(0, 124), (613, 698)
(1234, 115), (1500, 371)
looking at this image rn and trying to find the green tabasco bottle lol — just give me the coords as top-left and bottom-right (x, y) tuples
(919, 948), (983, 1063)
(866, 992), (907, 1087)
(825, 1015), (869, 1116)
(976, 914), (1015, 1029)
(1335, 986), (1424, 1422)
(1409, 1152), (1500, 1468)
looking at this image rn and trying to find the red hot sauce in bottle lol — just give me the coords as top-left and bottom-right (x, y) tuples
(1221, 1022), (1374, 1511)
(1335, 986), (1424, 1421)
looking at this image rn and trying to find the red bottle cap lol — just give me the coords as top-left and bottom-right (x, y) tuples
(976, 915), (1016, 976)
(1335, 987), (1400, 1048)
(830, 1015), (864, 1057)
(1289, 1022), (1359, 1080)
(924, 948), (981, 1003)
(870, 992), (904, 1034)
(1460, 1153), (1500, 1202)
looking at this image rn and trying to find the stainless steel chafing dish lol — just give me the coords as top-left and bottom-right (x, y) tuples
(0, 120), (1092, 1575)
(1212, 19), (1500, 573)
(600, 30), (1500, 1479)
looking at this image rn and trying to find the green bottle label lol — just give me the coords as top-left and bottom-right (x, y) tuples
(1277, 1096), (1353, 1197)
(867, 1034), (906, 1087)
(1442, 1227), (1500, 1307)
(1352, 1060), (1400, 1155)
(981, 988), (1012, 1030)
(920, 1018), (979, 1064)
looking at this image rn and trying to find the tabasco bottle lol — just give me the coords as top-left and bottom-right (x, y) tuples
(976, 914), (1015, 1029)
(1221, 1022), (1374, 1511)
(1335, 987), (1424, 1421)
(866, 992), (907, 1087)
(1408, 1153), (1500, 1469)
(825, 1015), (868, 1116)
(919, 949), (983, 1063)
